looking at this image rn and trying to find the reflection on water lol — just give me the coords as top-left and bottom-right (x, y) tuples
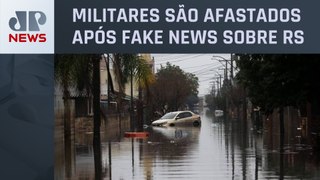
(56, 109), (320, 180)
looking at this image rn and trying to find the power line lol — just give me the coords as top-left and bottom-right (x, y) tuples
(154, 54), (200, 62)
(183, 62), (217, 70)
(191, 66), (219, 73)
(155, 54), (208, 65)
(170, 54), (207, 63)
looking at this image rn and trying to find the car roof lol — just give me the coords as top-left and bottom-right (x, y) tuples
(167, 111), (193, 114)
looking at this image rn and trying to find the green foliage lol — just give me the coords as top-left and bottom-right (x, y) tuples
(55, 54), (101, 136)
(55, 54), (95, 96)
(236, 54), (320, 114)
(151, 63), (199, 114)
(134, 56), (155, 88)
(205, 85), (227, 111)
(112, 54), (154, 94)
(186, 94), (199, 110)
(112, 53), (132, 94)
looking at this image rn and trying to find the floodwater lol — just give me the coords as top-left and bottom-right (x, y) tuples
(56, 109), (320, 180)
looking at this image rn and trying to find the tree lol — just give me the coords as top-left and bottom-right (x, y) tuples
(55, 54), (103, 139)
(112, 54), (154, 103)
(236, 54), (320, 113)
(236, 54), (320, 148)
(205, 82), (227, 111)
(134, 55), (155, 130)
(112, 53), (131, 112)
(150, 63), (199, 115)
(55, 54), (103, 178)
(55, 55), (94, 139)
(111, 54), (155, 130)
(186, 94), (199, 110)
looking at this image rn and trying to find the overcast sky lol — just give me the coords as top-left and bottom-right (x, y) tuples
(152, 54), (231, 97)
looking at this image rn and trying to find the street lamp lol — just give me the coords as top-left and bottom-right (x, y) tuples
(212, 55), (237, 116)
(211, 54), (236, 80)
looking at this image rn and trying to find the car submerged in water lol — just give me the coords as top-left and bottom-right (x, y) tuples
(151, 111), (201, 127)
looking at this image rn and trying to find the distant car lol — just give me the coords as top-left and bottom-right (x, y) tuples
(151, 111), (201, 127)
(214, 110), (224, 117)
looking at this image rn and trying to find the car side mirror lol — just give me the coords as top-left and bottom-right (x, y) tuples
(175, 117), (180, 120)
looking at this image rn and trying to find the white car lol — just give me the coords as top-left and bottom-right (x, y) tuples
(151, 111), (201, 127)
(214, 110), (224, 117)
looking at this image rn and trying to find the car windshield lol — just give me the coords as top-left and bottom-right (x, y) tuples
(160, 112), (178, 119)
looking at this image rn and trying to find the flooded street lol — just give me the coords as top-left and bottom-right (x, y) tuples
(56, 109), (320, 180)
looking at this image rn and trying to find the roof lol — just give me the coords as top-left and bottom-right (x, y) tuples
(166, 111), (193, 114)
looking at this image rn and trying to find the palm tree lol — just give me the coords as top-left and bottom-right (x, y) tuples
(111, 54), (154, 130)
(56, 54), (154, 178)
(55, 54), (103, 178)
(55, 54), (102, 135)
(55, 53), (155, 131)
(112, 53), (130, 113)
(134, 56), (155, 130)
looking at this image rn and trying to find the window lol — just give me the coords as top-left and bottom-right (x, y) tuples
(161, 112), (178, 119)
(184, 112), (192, 118)
(177, 112), (192, 119)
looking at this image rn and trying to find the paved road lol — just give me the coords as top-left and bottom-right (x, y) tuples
(60, 109), (320, 180)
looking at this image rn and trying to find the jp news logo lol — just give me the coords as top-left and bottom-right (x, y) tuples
(8, 11), (47, 42)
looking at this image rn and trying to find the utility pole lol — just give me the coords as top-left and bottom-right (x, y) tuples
(130, 63), (134, 131)
(230, 57), (234, 80)
(212, 55), (234, 116)
(229, 54), (237, 119)
(219, 74), (222, 90)
(107, 54), (111, 107)
(215, 74), (222, 94)
(217, 80), (220, 96)
(212, 54), (235, 82)
(213, 78), (219, 96)
(225, 60), (228, 81)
